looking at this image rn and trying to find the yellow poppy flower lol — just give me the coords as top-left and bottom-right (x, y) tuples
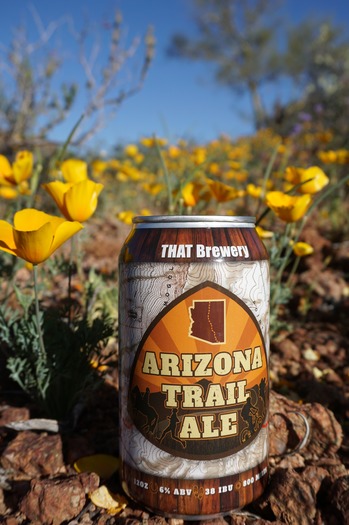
(181, 180), (210, 207)
(43, 179), (104, 222)
(116, 166), (144, 182)
(208, 162), (221, 175)
(124, 144), (139, 157)
(0, 154), (13, 184)
(0, 186), (18, 199)
(285, 166), (329, 194)
(317, 149), (349, 165)
(317, 150), (338, 164)
(0, 151), (34, 186)
(11, 151), (34, 184)
(140, 208), (152, 216)
(265, 191), (312, 222)
(256, 226), (274, 239)
(299, 166), (329, 194)
(226, 160), (241, 170)
(142, 182), (165, 196)
(116, 210), (136, 224)
(107, 159), (121, 170)
(74, 454), (120, 479)
(91, 159), (108, 176)
(61, 159), (88, 183)
(247, 183), (263, 199)
(192, 147), (206, 165)
(116, 208), (151, 225)
(167, 145), (181, 158)
(285, 166), (301, 184)
(134, 153), (144, 164)
(335, 149), (349, 165)
(206, 179), (244, 202)
(292, 242), (314, 257)
(140, 136), (168, 148)
(0, 209), (83, 265)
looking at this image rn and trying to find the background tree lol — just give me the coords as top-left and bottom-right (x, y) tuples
(272, 20), (349, 144)
(0, 7), (155, 154)
(168, 0), (349, 139)
(168, 0), (283, 130)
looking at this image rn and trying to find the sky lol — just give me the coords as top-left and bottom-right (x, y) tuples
(2, 0), (349, 153)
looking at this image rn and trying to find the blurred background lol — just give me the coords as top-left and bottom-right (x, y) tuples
(1, 0), (349, 154)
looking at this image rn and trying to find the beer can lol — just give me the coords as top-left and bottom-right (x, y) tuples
(118, 215), (269, 518)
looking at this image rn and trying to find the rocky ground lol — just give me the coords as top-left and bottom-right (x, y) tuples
(0, 218), (348, 525)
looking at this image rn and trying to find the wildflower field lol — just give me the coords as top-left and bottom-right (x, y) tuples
(0, 124), (348, 524)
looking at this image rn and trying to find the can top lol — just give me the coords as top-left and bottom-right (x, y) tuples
(133, 215), (255, 228)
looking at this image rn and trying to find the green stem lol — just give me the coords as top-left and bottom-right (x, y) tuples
(75, 235), (85, 293)
(286, 255), (301, 288)
(155, 139), (174, 214)
(255, 206), (271, 226)
(68, 237), (75, 324)
(69, 234), (86, 311)
(54, 115), (85, 166)
(33, 265), (47, 361)
(270, 222), (293, 309)
(255, 142), (280, 218)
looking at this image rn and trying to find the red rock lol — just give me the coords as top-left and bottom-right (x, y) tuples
(269, 391), (343, 463)
(20, 472), (99, 525)
(328, 475), (349, 523)
(274, 338), (301, 361)
(1, 431), (65, 477)
(2, 518), (22, 525)
(302, 402), (343, 459)
(266, 468), (317, 524)
(0, 406), (30, 426)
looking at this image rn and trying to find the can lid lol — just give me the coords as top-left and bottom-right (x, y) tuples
(133, 215), (255, 228)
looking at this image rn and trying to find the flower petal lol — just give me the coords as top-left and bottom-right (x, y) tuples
(12, 151), (34, 184)
(256, 226), (274, 239)
(0, 186), (18, 199)
(292, 242), (314, 257)
(42, 181), (71, 217)
(207, 179), (243, 202)
(64, 180), (104, 222)
(299, 166), (329, 194)
(116, 210), (135, 224)
(266, 191), (312, 222)
(0, 155), (13, 178)
(74, 454), (120, 479)
(285, 166), (302, 184)
(14, 209), (65, 231)
(13, 222), (55, 264)
(0, 220), (17, 256)
(50, 220), (83, 253)
(61, 159), (88, 183)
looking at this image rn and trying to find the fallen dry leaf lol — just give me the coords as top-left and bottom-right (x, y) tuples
(89, 484), (128, 515)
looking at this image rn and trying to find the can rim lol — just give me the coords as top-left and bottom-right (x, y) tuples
(133, 215), (255, 227)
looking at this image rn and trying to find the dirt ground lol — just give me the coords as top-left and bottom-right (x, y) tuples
(0, 218), (348, 524)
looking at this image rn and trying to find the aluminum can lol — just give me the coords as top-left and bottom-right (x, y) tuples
(118, 215), (269, 518)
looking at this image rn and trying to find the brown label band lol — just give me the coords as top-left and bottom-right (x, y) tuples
(121, 458), (268, 517)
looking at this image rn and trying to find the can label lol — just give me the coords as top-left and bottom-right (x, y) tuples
(119, 220), (269, 517)
(129, 281), (267, 460)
